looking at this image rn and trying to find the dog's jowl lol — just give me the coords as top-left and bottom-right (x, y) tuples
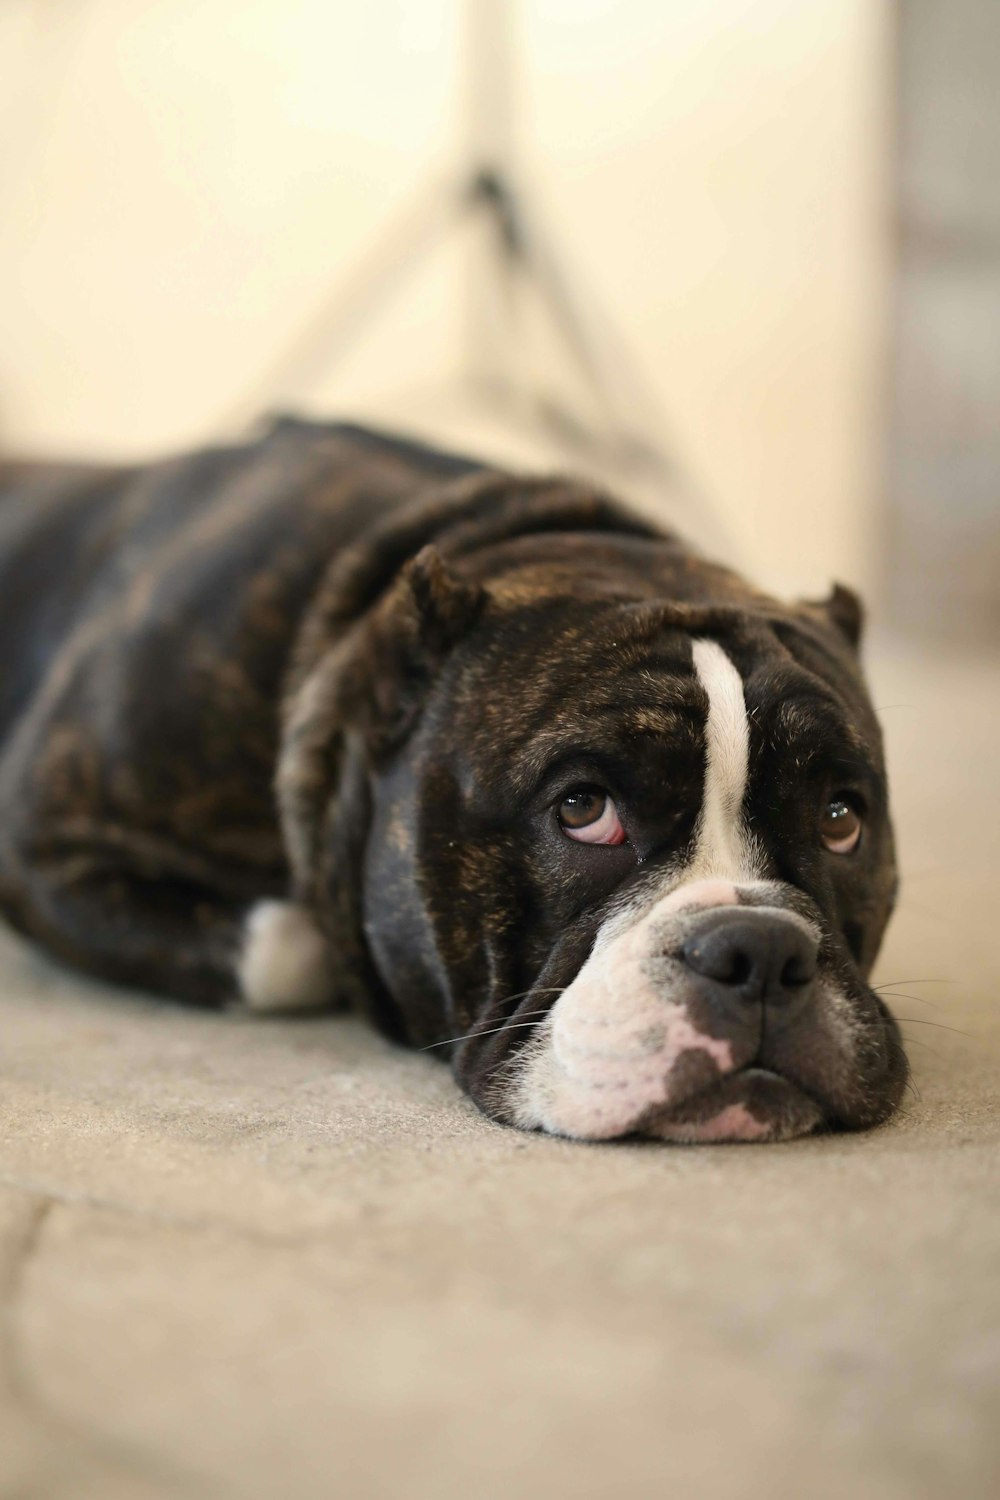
(0, 418), (907, 1142)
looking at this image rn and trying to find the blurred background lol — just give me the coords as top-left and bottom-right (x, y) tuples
(0, 0), (996, 632)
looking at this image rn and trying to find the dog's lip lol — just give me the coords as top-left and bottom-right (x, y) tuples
(643, 1066), (826, 1133)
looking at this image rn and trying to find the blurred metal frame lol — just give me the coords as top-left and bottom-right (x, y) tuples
(224, 0), (725, 539)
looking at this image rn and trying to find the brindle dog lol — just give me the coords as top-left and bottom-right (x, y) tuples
(0, 418), (906, 1142)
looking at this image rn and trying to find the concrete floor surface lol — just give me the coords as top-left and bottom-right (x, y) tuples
(0, 635), (997, 1500)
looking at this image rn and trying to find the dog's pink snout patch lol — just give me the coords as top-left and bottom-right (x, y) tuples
(533, 892), (745, 1139)
(654, 1104), (771, 1143)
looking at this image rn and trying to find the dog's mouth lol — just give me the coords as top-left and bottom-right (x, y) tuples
(641, 1067), (825, 1144)
(497, 908), (908, 1143)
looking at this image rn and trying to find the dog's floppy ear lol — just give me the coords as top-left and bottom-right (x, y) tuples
(803, 582), (865, 651)
(274, 548), (486, 1031)
(276, 547), (485, 905)
(399, 545), (487, 658)
(362, 546), (486, 742)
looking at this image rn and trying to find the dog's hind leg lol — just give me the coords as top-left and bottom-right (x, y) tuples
(0, 826), (336, 1010)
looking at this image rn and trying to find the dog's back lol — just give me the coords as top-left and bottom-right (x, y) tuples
(0, 419), (485, 747)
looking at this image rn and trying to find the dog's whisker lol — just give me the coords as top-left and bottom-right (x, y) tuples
(431, 1014), (554, 1050)
(420, 987), (570, 1051)
(875, 989), (946, 1011)
(881, 990), (954, 1009)
(878, 987), (944, 997)
(894, 1016), (972, 1038)
(420, 1004), (564, 1050)
(873, 981), (951, 1010)
(873, 978), (954, 989)
(493, 986), (568, 1007)
(903, 1075), (923, 1104)
(420, 1018), (550, 1051)
(899, 1035), (941, 1053)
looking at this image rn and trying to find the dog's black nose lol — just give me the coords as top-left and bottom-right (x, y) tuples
(681, 908), (818, 1015)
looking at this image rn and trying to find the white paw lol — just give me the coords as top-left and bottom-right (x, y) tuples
(237, 900), (334, 1013)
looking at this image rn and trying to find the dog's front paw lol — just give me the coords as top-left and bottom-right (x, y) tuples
(237, 900), (335, 1013)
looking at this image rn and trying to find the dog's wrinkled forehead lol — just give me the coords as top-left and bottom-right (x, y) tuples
(436, 609), (706, 793)
(427, 599), (876, 813)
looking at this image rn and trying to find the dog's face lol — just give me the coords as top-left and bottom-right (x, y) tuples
(279, 494), (907, 1144)
(343, 541), (907, 1145)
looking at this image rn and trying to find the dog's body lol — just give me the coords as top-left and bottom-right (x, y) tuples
(0, 417), (907, 1141)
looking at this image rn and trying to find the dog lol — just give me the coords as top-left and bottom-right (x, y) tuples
(0, 416), (907, 1142)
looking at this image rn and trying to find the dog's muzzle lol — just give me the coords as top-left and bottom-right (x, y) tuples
(506, 881), (848, 1143)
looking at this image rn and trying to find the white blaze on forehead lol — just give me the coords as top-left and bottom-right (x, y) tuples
(690, 638), (758, 882)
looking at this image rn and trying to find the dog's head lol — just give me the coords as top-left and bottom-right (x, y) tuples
(278, 476), (906, 1142)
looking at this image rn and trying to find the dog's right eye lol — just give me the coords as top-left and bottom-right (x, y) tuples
(557, 787), (626, 845)
(820, 795), (863, 854)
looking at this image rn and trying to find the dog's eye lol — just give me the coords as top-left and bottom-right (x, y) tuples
(557, 786), (626, 845)
(820, 796), (862, 854)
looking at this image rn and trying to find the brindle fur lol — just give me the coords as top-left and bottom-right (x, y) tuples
(0, 417), (906, 1131)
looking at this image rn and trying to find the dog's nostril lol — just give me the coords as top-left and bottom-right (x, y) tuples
(685, 941), (754, 986)
(721, 949), (753, 987)
(780, 953), (815, 989)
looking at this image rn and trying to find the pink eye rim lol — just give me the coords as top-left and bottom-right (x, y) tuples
(820, 795), (863, 855)
(557, 786), (627, 846)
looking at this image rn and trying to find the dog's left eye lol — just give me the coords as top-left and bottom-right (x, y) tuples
(820, 796), (863, 854)
(557, 786), (626, 845)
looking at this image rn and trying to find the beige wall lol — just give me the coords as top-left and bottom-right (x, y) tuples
(0, 0), (891, 601)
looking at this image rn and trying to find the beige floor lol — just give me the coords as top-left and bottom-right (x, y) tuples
(0, 633), (997, 1500)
